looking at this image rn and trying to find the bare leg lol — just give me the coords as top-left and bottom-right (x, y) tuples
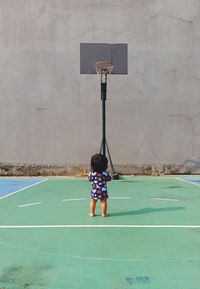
(100, 199), (108, 217)
(89, 199), (97, 217)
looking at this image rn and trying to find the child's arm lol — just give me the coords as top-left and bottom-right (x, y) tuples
(103, 171), (112, 181)
(88, 170), (95, 182)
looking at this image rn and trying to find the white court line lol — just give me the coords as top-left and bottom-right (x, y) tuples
(62, 198), (86, 202)
(0, 178), (48, 200)
(110, 197), (132, 199)
(152, 197), (179, 202)
(176, 178), (200, 187)
(71, 255), (149, 262)
(18, 202), (42, 208)
(62, 197), (131, 201)
(0, 224), (200, 229)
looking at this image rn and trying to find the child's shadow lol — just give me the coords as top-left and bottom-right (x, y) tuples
(110, 206), (186, 217)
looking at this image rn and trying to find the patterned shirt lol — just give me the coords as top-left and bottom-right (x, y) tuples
(88, 170), (112, 200)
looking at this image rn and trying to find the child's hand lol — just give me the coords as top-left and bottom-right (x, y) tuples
(103, 171), (112, 181)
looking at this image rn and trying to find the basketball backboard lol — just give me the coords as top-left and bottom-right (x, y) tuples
(80, 43), (128, 74)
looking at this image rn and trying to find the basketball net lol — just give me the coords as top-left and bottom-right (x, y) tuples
(94, 61), (114, 82)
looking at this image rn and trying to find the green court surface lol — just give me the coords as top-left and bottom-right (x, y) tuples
(0, 176), (200, 289)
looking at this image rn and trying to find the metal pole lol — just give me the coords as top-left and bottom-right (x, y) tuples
(101, 74), (107, 158)
(99, 73), (119, 179)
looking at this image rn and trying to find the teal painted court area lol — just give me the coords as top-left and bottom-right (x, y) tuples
(0, 176), (200, 289)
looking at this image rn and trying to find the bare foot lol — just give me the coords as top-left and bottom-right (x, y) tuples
(89, 213), (95, 217)
(102, 214), (109, 217)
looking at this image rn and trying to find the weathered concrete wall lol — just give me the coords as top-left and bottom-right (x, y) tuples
(0, 0), (200, 175)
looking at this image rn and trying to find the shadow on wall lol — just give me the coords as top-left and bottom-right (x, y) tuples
(110, 206), (186, 217)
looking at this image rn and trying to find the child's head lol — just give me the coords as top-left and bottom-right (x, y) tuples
(91, 153), (108, 173)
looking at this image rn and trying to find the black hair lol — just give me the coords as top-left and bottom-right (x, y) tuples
(91, 153), (108, 173)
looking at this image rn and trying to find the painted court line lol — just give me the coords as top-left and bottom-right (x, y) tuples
(62, 197), (131, 201)
(62, 198), (86, 202)
(18, 202), (42, 208)
(0, 178), (48, 200)
(71, 255), (149, 262)
(0, 224), (200, 229)
(110, 197), (132, 199)
(176, 177), (200, 187)
(152, 197), (179, 202)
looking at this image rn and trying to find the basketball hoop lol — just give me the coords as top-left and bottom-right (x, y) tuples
(94, 61), (114, 75)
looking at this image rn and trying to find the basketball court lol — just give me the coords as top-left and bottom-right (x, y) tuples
(0, 176), (200, 289)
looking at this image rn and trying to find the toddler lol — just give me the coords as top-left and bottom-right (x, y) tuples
(88, 153), (112, 217)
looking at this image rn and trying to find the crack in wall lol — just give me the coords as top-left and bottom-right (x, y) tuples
(168, 112), (200, 159)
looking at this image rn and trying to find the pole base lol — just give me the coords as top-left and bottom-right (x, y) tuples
(112, 172), (120, 180)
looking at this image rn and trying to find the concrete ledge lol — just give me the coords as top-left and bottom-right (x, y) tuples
(0, 163), (200, 176)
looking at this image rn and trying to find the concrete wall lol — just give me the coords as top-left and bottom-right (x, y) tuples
(0, 0), (200, 175)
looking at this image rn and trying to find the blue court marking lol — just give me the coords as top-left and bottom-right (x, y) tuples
(0, 178), (46, 198)
(176, 177), (200, 186)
